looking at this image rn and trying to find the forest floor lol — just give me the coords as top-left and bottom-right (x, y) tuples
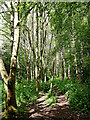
(20, 92), (89, 120)
(1, 92), (89, 120)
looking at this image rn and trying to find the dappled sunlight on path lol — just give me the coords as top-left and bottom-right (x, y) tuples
(56, 95), (69, 107)
(25, 93), (89, 120)
(1, 93), (89, 120)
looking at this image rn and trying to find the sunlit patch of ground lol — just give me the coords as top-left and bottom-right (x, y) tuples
(28, 93), (88, 120)
(1, 93), (90, 120)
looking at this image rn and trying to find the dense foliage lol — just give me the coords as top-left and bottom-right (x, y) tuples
(53, 77), (90, 114)
(0, 1), (89, 119)
(1, 76), (90, 115)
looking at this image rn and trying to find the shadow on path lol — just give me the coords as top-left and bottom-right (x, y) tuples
(1, 93), (89, 120)
(24, 93), (89, 120)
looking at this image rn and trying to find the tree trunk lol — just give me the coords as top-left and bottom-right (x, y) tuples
(50, 60), (54, 92)
(0, 1), (20, 113)
(44, 71), (47, 83)
(10, 6), (14, 54)
(56, 52), (59, 77)
(35, 7), (39, 92)
(8, 0), (20, 111)
(80, 42), (84, 79)
(50, 73), (54, 92)
(0, 1), (20, 115)
(17, 57), (21, 83)
(62, 47), (66, 78)
(31, 8), (34, 81)
(0, 57), (9, 110)
(72, 9), (81, 88)
(68, 45), (70, 80)
(61, 51), (64, 80)
(68, 64), (70, 80)
(64, 59), (66, 77)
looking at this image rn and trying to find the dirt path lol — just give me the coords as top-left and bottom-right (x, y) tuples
(1, 93), (89, 120)
(24, 93), (89, 120)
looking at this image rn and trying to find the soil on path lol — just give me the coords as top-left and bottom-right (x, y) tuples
(24, 93), (89, 120)
(1, 92), (89, 120)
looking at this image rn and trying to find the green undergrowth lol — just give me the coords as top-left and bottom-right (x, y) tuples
(1, 76), (90, 117)
(15, 78), (38, 106)
(53, 77), (90, 114)
(39, 80), (51, 92)
(44, 89), (58, 105)
(39, 79), (58, 105)
(2, 78), (39, 112)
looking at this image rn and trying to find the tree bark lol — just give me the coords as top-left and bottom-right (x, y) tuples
(6, 0), (20, 112)
(61, 51), (64, 80)
(10, 4), (14, 54)
(0, 57), (9, 107)
(56, 52), (59, 77)
(35, 7), (39, 92)
(50, 60), (54, 92)
(68, 64), (70, 80)
(72, 9), (81, 88)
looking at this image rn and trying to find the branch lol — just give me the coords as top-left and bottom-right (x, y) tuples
(0, 11), (11, 14)
(2, 14), (11, 24)
(0, 39), (10, 42)
(0, 33), (11, 40)
(18, 3), (37, 26)
(0, 29), (10, 35)
(4, 2), (13, 14)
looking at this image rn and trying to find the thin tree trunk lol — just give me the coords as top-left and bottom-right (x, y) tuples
(68, 64), (70, 80)
(80, 42), (84, 79)
(68, 45), (70, 80)
(44, 71), (47, 83)
(17, 57), (21, 83)
(62, 47), (66, 77)
(72, 9), (81, 88)
(10, 5), (14, 54)
(50, 60), (54, 92)
(35, 7), (39, 92)
(56, 52), (59, 77)
(50, 74), (54, 92)
(64, 59), (66, 77)
(31, 8), (34, 81)
(0, 57), (9, 110)
(61, 51), (64, 80)
(40, 13), (43, 82)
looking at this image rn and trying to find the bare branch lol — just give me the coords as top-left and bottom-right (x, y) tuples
(0, 11), (11, 14)
(4, 2), (11, 12)
(0, 29), (10, 35)
(0, 33), (10, 40)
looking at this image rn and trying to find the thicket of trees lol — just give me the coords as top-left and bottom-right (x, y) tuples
(0, 1), (89, 119)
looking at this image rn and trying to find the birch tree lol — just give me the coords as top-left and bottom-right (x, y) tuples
(0, 0), (20, 116)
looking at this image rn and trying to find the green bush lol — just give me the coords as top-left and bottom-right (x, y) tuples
(45, 96), (57, 105)
(15, 78), (37, 106)
(53, 77), (90, 114)
(39, 80), (50, 92)
(45, 89), (57, 105)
